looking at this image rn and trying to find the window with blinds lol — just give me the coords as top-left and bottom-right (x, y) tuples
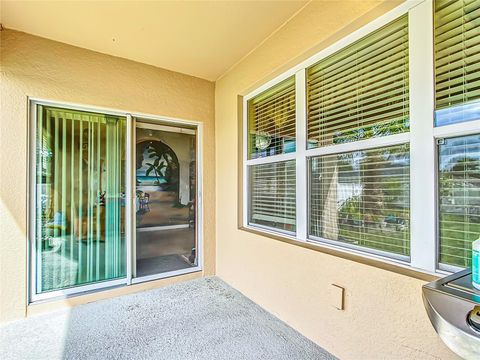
(306, 16), (409, 149)
(309, 144), (410, 257)
(249, 160), (296, 232)
(247, 76), (296, 159)
(438, 134), (480, 267)
(243, 2), (480, 270)
(434, 0), (480, 126)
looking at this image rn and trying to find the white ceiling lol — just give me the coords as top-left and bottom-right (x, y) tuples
(0, 0), (308, 81)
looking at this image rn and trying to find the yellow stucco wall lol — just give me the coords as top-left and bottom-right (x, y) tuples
(0, 1), (464, 358)
(0, 29), (215, 322)
(214, 1), (458, 359)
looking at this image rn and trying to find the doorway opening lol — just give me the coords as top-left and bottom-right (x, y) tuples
(134, 122), (198, 278)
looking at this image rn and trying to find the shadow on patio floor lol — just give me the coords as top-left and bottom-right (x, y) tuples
(0, 277), (336, 360)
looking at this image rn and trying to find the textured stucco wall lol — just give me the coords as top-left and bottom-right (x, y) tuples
(0, 29), (215, 322)
(214, 1), (459, 359)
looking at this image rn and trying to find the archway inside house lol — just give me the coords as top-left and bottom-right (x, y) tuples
(135, 123), (197, 278)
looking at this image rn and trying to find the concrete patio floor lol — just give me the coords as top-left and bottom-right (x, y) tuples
(0, 277), (335, 360)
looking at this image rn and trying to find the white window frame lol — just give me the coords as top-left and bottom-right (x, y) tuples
(28, 98), (204, 303)
(242, 0), (479, 276)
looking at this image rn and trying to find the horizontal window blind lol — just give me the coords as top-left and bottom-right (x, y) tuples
(435, 0), (480, 126)
(309, 144), (410, 256)
(306, 16), (409, 148)
(247, 76), (296, 159)
(249, 160), (296, 232)
(438, 134), (480, 267)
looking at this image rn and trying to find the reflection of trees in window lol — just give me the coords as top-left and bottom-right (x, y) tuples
(439, 134), (480, 267)
(310, 144), (410, 256)
(306, 15), (409, 150)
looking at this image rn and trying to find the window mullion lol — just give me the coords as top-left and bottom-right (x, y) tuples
(296, 69), (307, 241)
(409, 0), (436, 272)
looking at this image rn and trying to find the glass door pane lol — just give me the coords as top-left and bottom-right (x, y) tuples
(34, 105), (126, 294)
(135, 122), (197, 277)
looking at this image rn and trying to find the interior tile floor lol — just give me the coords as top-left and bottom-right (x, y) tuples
(0, 277), (335, 360)
(136, 227), (194, 258)
(136, 254), (194, 277)
(136, 227), (195, 277)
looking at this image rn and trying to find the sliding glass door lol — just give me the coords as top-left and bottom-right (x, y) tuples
(33, 105), (126, 294)
(134, 121), (198, 279)
(31, 102), (202, 300)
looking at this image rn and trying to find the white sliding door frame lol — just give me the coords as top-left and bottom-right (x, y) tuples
(28, 98), (203, 303)
(126, 114), (134, 284)
(130, 116), (203, 285)
(28, 99), (130, 303)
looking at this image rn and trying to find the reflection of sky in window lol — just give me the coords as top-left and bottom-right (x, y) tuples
(439, 134), (480, 171)
(337, 183), (362, 206)
(436, 102), (480, 126)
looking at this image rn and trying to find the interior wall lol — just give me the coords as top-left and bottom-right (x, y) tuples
(214, 1), (458, 359)
(0, 29), (215, 322)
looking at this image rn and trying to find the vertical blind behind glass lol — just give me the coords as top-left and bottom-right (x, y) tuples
(35, 106), (126, 293)
(306, 15), (409, 148)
